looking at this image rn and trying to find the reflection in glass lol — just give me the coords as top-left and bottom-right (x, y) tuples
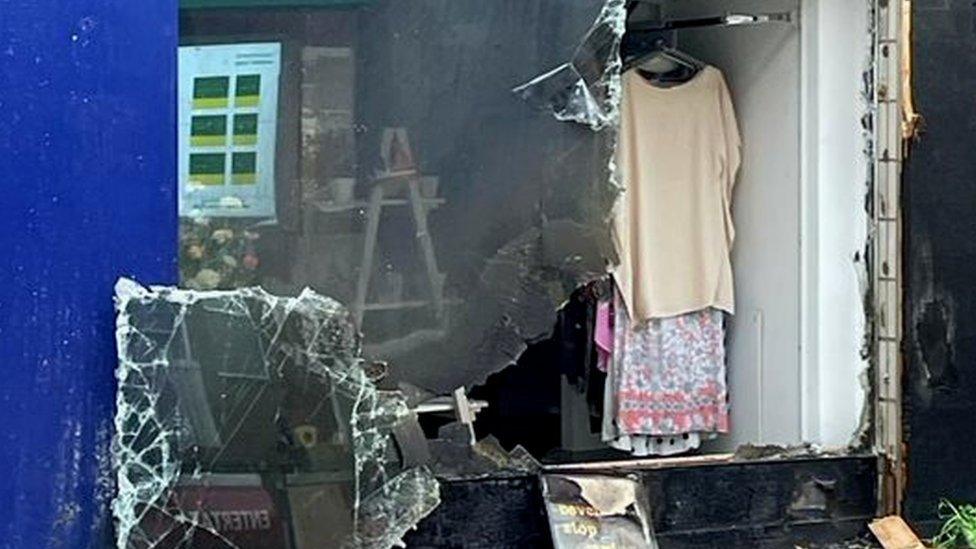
(117, 1), (629, 547)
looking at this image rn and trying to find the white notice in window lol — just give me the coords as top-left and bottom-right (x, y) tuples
(178, 42), (280, 219)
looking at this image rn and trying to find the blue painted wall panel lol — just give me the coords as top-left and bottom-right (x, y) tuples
(0, 1), (178, 546)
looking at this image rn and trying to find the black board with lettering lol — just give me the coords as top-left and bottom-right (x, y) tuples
(541, 474), (657, 549)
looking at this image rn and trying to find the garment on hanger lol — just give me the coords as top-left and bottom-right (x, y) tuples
(594, 298), (614, 373)
(599, 284), (722, 457)
(608, 432), (703, 457)
(552, 281), (608, 433)
(603, 292), (728, 447)
(612, 66), (741, 322)
(552, 283), (597, 389)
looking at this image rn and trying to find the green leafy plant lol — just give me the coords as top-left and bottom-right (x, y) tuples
(934, 500), (976, 548)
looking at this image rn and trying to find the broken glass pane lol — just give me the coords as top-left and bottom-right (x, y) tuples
(155, 3), (632, 544)
(112, 278), (439, 548)
(176, 0), (621, 397)
(513, 0), (627, 130)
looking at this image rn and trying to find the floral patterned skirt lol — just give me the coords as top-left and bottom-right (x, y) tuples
(609, 294), (729, 437)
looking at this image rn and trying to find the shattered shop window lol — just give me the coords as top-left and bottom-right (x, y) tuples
(113, 1), (625, 548)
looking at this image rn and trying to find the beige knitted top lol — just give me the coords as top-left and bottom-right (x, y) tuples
(612, 66), (741, 321)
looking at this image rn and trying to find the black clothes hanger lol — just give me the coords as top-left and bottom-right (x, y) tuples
(622, 34), (704, 85)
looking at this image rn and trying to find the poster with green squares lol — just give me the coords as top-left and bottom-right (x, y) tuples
(179, 42), (280, 219)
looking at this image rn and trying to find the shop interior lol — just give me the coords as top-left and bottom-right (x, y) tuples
(144, 0), (874, 545)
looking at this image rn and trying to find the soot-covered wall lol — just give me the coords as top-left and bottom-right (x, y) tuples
(348, 0), (617, 392)
(903, 0), (976, 530)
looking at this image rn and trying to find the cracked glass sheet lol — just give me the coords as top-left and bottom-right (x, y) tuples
(112, 278), (438, 548)
(178, 0), (620, 396)
(513, 0), (627, 130)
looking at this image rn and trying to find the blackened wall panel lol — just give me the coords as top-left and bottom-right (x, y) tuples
(405, 457), (877, 548)
(904, 0), (976, 530)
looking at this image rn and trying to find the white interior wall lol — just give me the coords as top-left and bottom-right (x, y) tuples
(661, 0), (867, 449)
(667, 0), (803, 449)
(801, 0), (870, 448)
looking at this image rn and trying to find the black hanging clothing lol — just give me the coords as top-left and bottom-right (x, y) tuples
(551, 279), (609, 433)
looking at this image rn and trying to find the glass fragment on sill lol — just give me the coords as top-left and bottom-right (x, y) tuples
(513, 0), (627, 131)
(112, 278), (439, 549)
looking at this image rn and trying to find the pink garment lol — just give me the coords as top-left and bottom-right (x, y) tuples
(595, 299), (614, 372)
(611, 293), (729, 437)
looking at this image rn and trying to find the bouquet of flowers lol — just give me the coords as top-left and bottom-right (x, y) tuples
(179, 218), (261, 290)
